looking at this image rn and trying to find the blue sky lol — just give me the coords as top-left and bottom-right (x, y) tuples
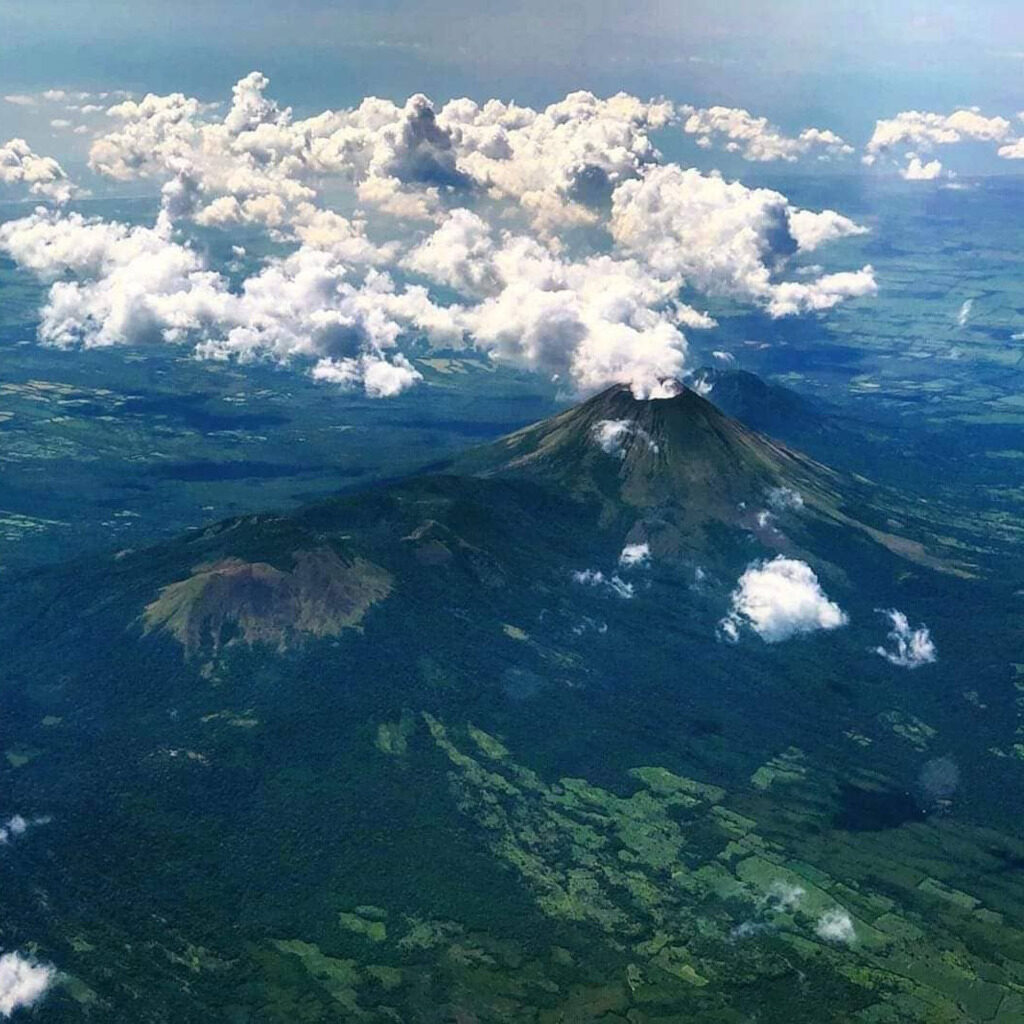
(2, 0), (1022, 159)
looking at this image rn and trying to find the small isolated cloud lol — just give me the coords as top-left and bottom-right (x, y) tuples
(720, 556), (847, 643)
(766, 486), (803, 512)
(0, 814), (50, 846)
(901, 154), (944, 180)
(873, 609), (936, 668)
(956, 299), (973, 327)
(311, 353), (422, 398)
(592, 419), (660, 458)
(730, 920), (773, 940)
(815, 909), (856, 944)
(766, 880), (805, 912)
(711, 350), (734, 363)
(681, 105), (853, 162)
(618, 542), (650, 568)
(689, 370), (713, 396)
(571, 569), (634, 599)
(0, 952), (55, 1017)
(0, 816), (29, 845)
(3, 95), (36, 107)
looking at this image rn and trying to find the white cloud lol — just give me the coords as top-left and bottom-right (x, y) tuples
(610, 165), (873, 317)
(956, 299), (973, 327)
(765, 267), (877, 318)
(711, 350), (734, 363)
(901, 155), (944, 180)
(593, 418), (660, 458)
(720, 556), (848, 643)
(571, 569), (634, 599)
(0, 138), (77, 202)
(873, 609), (937, 669)
(311, 352), (422, 398)
(689, 370), (714, 396)
(0, 953), (54, 1017)
(997, 137), (1024, 159)
(766, 486), (803, 512)
(815, 909), (856, 944)
(619, 542), (650, 568)
(866, 109), (1012, 159)
(0, 209), (429, 397)
(404, 210), (694, 396)
(85, 73), (674, 235)
(681, 105), (853, 162)
(766, 881), (805, 912)
(0, 817), (27, 844)
(0, 72), (878, 401)
(439, 89), (674, 233)
(594, 419), (633, 456)
(865, 108), (1018, 175)
(0, 815), (48, 845)
(786, 208), (868, 252)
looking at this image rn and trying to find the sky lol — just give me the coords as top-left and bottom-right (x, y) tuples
(1, 0), (1022, 152)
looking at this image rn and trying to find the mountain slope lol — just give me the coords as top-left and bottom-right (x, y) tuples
(452, 382), (968, 576)
(0, 386), (1016, 1022)
(687, 366), (829, 440)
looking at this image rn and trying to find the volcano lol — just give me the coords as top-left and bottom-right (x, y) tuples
(0, 380), (1003, 1024)
(456, 381), (837, 523)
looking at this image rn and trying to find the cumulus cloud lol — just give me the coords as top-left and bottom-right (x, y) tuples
(815, 909), (856, 944)
(865, 108), (1021, 175)
(0, 953), (54, 1017)
(873, 609), (936, 668)
(610, 165), (873, 317)
(998, 137), (1024, 159)
(0, 138), (77, 201)
(405, 210), (702, 395)
(681, 105), (853, 162)
(866, 108), (1012, 159)
(786, 208), (868, 252)
(0, 208), (429, 397)
(901, 155), (944, 180)
(764, 267), (877, 318)
(619, 542), (650, 568)
(720, 556), (848, 643)
(438, 89), (674, 233)
(0, 72), (878, 400)
(85, 73), (672, 235)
